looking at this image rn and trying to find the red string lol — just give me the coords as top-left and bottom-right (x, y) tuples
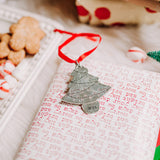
(54, 29), (102, 64)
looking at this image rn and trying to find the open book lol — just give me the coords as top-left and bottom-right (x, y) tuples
(15, 59), (160, 160)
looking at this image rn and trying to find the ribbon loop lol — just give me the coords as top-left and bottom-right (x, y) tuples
(54, 29), (101, 64)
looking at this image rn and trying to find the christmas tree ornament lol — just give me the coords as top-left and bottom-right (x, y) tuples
(62, 64), (111, 114)
(54, 29), (111, 114)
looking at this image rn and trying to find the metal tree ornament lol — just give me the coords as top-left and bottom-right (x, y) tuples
(62, 63), (111, 114)
(54, 29), (111, 114)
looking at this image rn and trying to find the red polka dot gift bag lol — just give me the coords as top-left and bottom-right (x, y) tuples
(76, 0), (160, 26)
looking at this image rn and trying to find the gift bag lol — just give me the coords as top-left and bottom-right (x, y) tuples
(76, 0), (160, 26)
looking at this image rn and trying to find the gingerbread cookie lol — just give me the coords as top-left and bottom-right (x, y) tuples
(9, 16), (45, 55)
(8, 50), (25, 66)
(0, 33), (26, 66)
(0, 59), (7, 65)
(0, 34), (11, 58)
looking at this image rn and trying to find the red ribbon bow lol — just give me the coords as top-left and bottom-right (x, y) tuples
(54, 29), (102, 64)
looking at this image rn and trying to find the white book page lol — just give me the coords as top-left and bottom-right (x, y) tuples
(16, 59), (160, 160)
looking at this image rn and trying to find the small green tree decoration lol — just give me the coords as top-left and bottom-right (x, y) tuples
(147, 50), (160, 62)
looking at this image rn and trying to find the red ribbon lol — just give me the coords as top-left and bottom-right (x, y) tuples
(54, 29), (102, 64)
